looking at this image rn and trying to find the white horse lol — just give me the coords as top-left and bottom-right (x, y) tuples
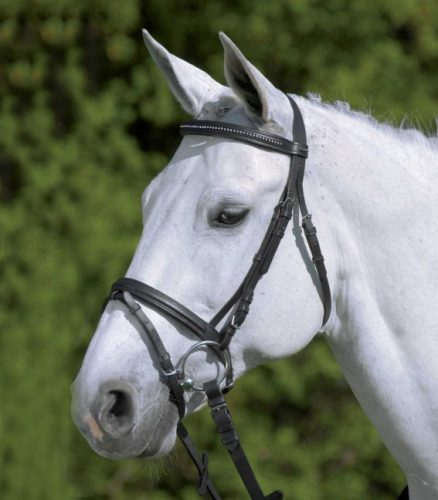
(72, 31), (438, 499)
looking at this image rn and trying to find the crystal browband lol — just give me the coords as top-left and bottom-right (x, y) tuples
(180, 121), (308, 158)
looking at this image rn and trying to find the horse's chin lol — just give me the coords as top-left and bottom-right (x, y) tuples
(137, 428), (177, 459)
(73, 397), (179, 460)
(85, 418), (178, 460)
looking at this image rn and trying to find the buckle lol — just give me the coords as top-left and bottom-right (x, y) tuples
(230, 315), (240, 331)
(161, 366), (177, 377)
(209, 402), (228, 414)
(280, 197), (293, 219)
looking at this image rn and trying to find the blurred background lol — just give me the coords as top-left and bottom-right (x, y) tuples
(1, 1), (437, 499)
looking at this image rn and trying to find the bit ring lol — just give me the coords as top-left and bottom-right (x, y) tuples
(178, 340), (231, 392)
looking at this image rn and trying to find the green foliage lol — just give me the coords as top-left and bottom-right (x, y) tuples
(1, 1), (436, 499)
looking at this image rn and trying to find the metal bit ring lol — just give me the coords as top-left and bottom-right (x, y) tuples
(178, 340), (231, 392)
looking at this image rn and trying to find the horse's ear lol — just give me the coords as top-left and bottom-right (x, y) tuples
(142, 29), (233, 117)
(219, 32), (291, 132)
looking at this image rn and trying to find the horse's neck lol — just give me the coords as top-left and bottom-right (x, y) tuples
(302, 100), (438, 498)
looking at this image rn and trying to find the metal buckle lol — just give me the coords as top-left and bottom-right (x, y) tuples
(161, 366), (177, 377)
(178, 340), (231, 392)
(209, 402), (228, 414)
(230, 315), (240, 331)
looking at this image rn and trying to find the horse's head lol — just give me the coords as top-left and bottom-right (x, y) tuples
(72, 31), (326, 460)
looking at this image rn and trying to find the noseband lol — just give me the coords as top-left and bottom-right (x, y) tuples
(104, 95), (331, 499)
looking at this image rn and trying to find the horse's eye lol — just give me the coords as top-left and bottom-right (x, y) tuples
(213, 206), (249, 227)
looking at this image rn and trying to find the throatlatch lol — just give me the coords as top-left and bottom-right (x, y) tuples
(106, 95), (331, 500)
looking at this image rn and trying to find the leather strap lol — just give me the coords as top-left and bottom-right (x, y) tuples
(204, 381), (283, 500)
(111, 278), (218, 342)
(181, 121), (308, 157)
(177, 422), (221, 499)
(289, 96), (331, 325)
(112, 290), (186, 419)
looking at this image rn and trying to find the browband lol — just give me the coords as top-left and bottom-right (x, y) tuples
(180, 121), (308, 158)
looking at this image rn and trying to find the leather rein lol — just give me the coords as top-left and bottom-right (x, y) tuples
(104, 95), (332, 499)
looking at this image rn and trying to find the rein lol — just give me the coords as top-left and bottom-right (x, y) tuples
(105, 95), (332, 499)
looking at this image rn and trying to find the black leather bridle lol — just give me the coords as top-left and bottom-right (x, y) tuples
(104, 95), (332, 499)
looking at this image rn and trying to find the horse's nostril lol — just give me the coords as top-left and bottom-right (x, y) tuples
(96, 389), (135, 437)
(109, 390), (129, 417)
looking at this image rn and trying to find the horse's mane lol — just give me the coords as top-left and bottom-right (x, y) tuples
(305, 92), (438, 153)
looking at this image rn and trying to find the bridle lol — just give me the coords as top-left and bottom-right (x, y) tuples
(104, 95), (331, 499)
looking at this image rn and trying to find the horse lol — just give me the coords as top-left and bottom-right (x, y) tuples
(72, 30), (438, 499)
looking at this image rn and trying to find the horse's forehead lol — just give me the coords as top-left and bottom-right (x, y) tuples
(179, 138), (286, 191)
(142, 135), (289, 215)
